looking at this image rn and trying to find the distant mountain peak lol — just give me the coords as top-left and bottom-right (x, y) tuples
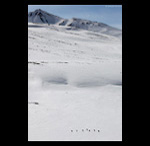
(28, 9), (63, 24)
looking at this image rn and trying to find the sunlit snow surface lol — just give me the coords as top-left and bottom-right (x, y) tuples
(28, 23), (122, 141)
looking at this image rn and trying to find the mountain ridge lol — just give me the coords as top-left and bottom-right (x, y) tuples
(28, 9), (122, 37)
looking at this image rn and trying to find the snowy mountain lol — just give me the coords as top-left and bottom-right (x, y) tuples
(28, 9), (63, 24)
(28, 9), (122, 37)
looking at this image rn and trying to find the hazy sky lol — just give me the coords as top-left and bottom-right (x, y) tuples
(28, 5), (122, 29)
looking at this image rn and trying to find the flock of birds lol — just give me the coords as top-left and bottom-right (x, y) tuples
(71, 129), (100, 133)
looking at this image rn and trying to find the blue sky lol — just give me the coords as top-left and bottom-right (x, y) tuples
(28, 5), (122, 29)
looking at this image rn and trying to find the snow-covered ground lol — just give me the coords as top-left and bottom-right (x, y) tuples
(28, 22), (122, 141)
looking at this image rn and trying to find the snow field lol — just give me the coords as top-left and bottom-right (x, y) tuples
(28, 23), (122, 141)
